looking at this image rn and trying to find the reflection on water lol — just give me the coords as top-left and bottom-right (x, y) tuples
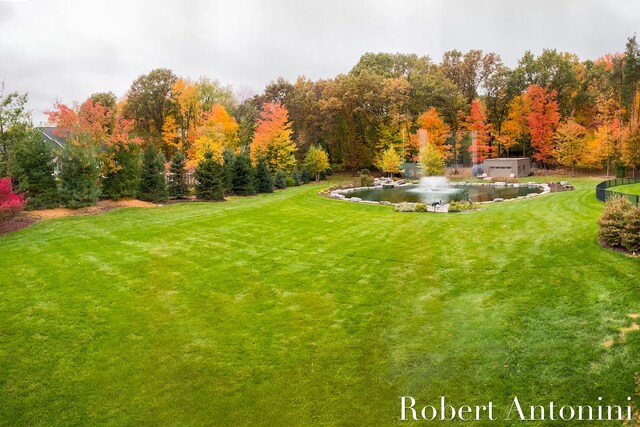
(345, 184), (542, 204)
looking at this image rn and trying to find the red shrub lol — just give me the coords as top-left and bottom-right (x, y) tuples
(0, 177), (26, 222)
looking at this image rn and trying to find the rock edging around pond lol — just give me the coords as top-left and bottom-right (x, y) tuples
(325, 178), (553, 213)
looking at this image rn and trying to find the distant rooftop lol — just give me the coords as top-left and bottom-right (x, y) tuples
(37, 127), (66, 149)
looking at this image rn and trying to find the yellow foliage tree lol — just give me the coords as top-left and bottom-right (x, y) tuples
(375, 147), (403, 177)
(190, 104), (239, 168)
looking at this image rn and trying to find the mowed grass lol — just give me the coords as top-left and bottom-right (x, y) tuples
(611, 182), (640, 196)
(0, 178), (639, 426)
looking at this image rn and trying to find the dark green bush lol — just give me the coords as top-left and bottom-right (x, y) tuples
(231, 154), (256, 196)
(274, 169), (286, 189)
(59, 143), (101, 208)
(256, 158), (274, 193)
(138, 145), (168, 203)
(195, 151), (225, 200)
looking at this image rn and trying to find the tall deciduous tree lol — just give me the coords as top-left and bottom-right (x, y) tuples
(0, 83), (29, 175)
(525, 85), (560, 166)
(417, 107), (451, 155)
(419, 142), (445, 176)
(554, 120), (587, 174)
(250, 102), (297, 173)
(465, 99), (492, 164)
(191, 104), (239, 166)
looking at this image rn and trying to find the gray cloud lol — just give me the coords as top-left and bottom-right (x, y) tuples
(0, 0), (637, 123)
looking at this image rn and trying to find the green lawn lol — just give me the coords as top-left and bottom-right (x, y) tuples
(0, 178), (639, 426)
(611, 182), (640, 196)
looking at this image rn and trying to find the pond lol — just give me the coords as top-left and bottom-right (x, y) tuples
(344, 183), (543, 204)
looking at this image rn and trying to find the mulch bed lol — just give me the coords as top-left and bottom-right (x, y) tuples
(598, 240), (640, 258)
(0, 214), (38, 235)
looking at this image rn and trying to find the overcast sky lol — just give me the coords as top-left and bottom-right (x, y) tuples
(0, 0), (638, 123)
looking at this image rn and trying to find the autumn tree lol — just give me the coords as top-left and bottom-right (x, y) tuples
(622, 129), (640, 177)
(250, 101), (297, 172)
(375, 147), (403, 178)
(554, 120), (587, 174)
(419, 142), (445, 176)
(124, 68), (177, 142)
(525, 85), (560, 166)
(500, 94), (531, 156)
(417, 108), (451, 155)
(304, 145), (330, 181)
(465, 99), (492, 164)
(191, 104), (239, 167)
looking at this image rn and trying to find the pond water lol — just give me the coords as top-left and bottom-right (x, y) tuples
(345, 183), (542, 204)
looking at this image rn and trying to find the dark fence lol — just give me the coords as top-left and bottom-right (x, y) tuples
(596, 177), (640, 205)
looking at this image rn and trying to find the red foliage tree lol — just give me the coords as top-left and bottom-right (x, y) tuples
(0, 178), (26, 221)
(465, 99), (492, 163)
(525, 85), (560, 166)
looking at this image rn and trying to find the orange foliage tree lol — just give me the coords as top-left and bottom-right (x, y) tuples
(500, 94), (531, 156)
(465, 99), (492, 164)
(525, 85), (560, 166)
(190, 104), (239, 167)
(250, 101), (297, 172)
(417, 107), (451, 156)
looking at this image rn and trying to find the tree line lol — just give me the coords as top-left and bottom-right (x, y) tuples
(2, 34), (640, 210)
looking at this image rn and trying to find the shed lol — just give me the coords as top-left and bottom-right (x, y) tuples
(482, 158), (531, 178)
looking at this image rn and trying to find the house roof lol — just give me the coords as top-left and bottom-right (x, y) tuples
(38, 127), (66, 149)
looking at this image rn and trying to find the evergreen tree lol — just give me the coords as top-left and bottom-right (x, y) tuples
(138, 145), (168, 202)
(58, 143), (101, 208)
(222, 148), (236, 194)
(102, 143), (141, 200)
(195, 151), (225, 200)
(274, 169), (286, 189)
(231, 154), (256, 196)
(168, 151), (189, 199)
(255, 158), (274, 193)
(291, 167), (301, 186)
(9, 130), (58, 209)
(300, 167), (312, 184)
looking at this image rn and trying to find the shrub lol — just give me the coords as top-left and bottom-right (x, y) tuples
(598, 196), (633, 247)
(0, 177), (26, 221)
(285, 176), (295, 187)
(359, 169), (374, 187)
(168, 151), (189, 199)
(256, 158), (274, 193)
(8, 130), (58, 209)
(394, 202), (427, 213)
(59, 143), (101, 208)
(231, 154), (256, 196)
(138, 145), (168, 203)
(622, 206), (640, 254)
(195, 151), (225, 200)
(102, 143), (141, 200)
(448, 201), (480, 213)
(274, 169), (287, 189)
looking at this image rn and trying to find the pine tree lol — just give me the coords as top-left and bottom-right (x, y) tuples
(231, 154), (256, 196)
(58, 143), (101, 208)
(168, 151), (189, 199)
(222, 148), (236, 194)
(274, 169), (286, 189)
(138, 145), (168, 202)
(291, 167), (301, 186)
(255, 158), (274, 193)
(102, 143), (141, 200)
(300, 167), (312, 184)
(9, 130), (58, 209)
(195, 151), (225, 200)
